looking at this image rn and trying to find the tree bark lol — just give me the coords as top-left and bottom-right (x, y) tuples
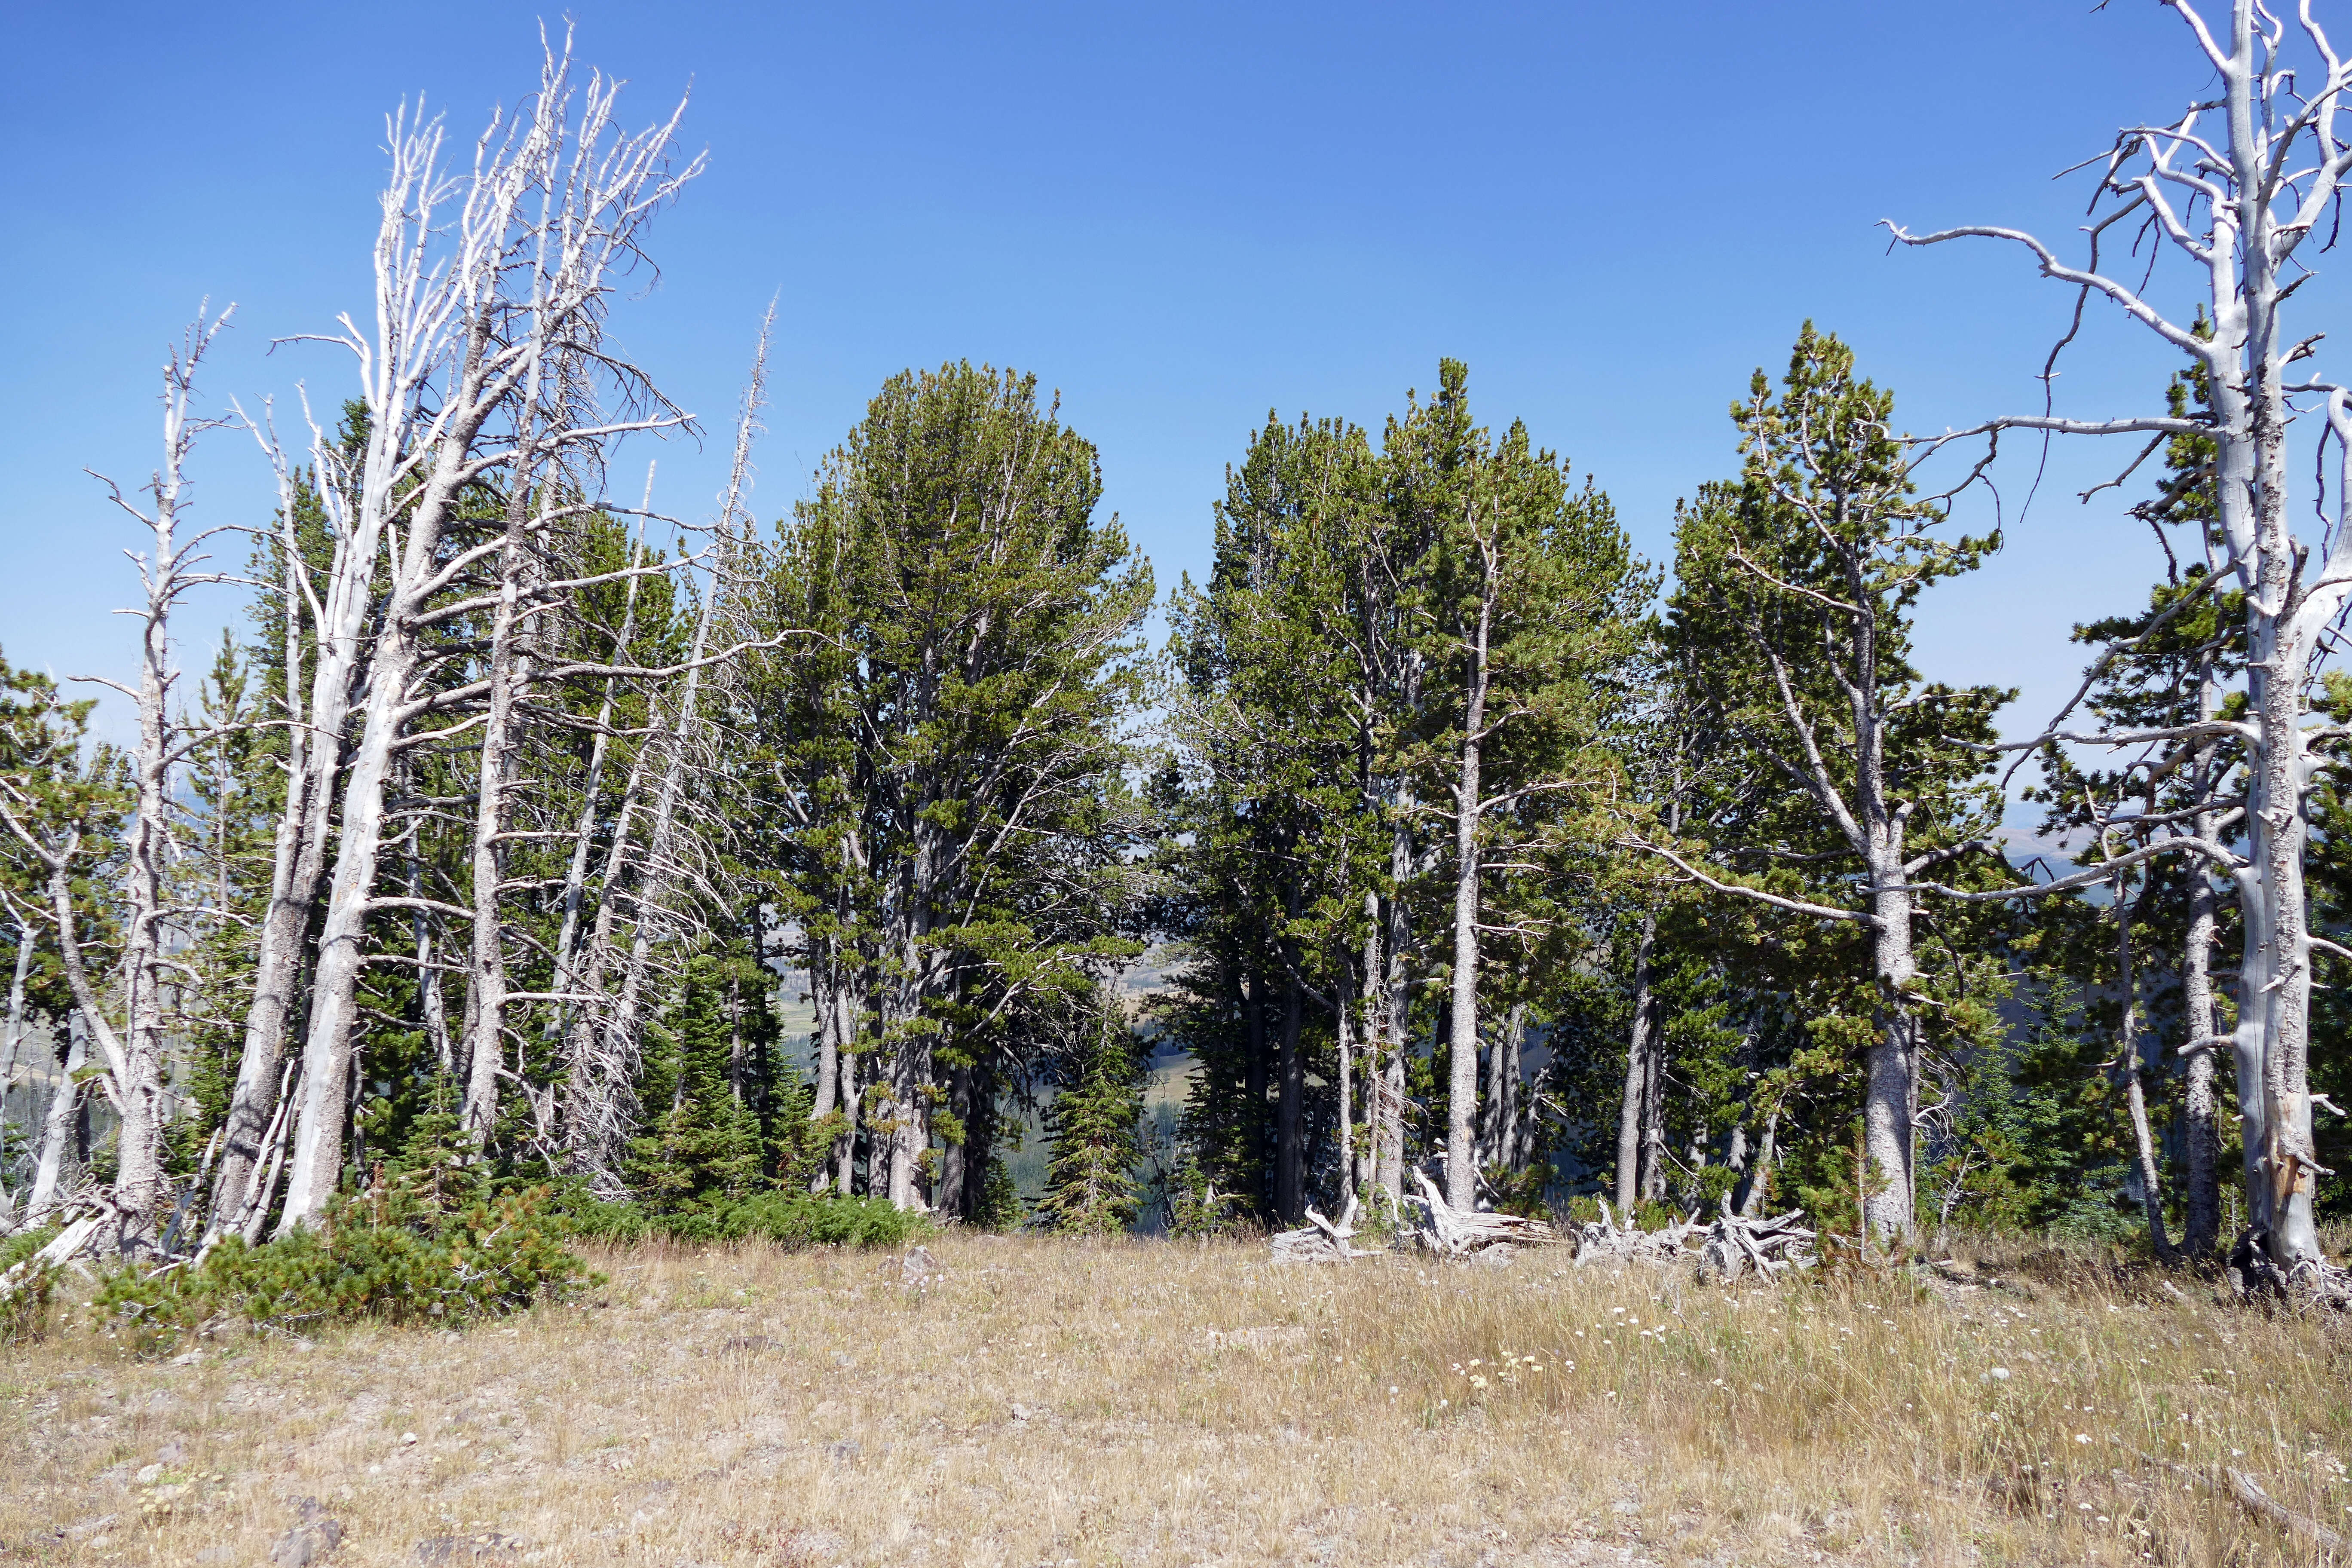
(2116, 874), (2176, 1259)
(26, 1023), (83, 1223)
(1444, 581), (1493, 1213)
(1736, 1106), (1779, 1218)
(546, 496), (649, 1094)
(1370, 781), (1417, 1213)
(1274, 941), (1305, 1224)
(1336, 944), (1360, 1208)
(211, 424), (354, 1241)
(460, 453), (546, 1145)
(1861, 867), (1920, 1247)
(2182, 828), (2226, 1258)
(1615, 909), (1657, 1214)
(0, 921), (31, 1189)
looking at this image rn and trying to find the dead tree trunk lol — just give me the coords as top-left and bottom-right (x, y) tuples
(211, 398), (371, 1240)
(1891, 0), (2352, 1275)
(25, 1023), (84, 1223)
(1443, 553), (1494, 1213)
(1615, 908), (1657, 1214)
(280, 47), (698, 1233)
(2115, 871), (2177, 1259)
(2183, 788), (2228, 1257)
(605, 337), (766, 1160)
(460, 428), (549, 1145)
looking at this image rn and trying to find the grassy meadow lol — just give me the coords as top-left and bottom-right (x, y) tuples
(4, 1233), (2349, 1566)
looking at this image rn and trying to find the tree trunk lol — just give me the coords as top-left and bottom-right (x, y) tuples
(212, 392), (381, 1241)
(1506, 1004), (1528, 1169)
(1274, 949), (1304, 1224)
(26, 1025), (84, 1222)
(1615, 909), (1657, 1214)
(1736, 1107), (1779, 1218)
(1861, 867), (1920, 1247)
(1373, 885), (1411, 1212)
(836, 1031), (862, 1197)
(406, 815), (451, 1078)
(278, 597), (423, 1232)
(1335, 949), (1357, 1208)
(2115, 874), (2175, 1259)
(0, 922), (31, 1188)
(1444, 631), (1489, 1213)
(548, 504), (648, 1098)
(938, 1060), (975, 1217)
(2182, 834), (2225, 1257)
(461, 466), (544, 1145)
(564, 727), (653, 1190)
(809, 935), (842, 1193)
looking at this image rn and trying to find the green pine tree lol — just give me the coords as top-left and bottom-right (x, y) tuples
(1035, 995), (1145, 1235)
(625, 951), (766, 1222)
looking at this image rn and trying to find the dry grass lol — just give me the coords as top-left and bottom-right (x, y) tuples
(3, 1232), (2349, 1566)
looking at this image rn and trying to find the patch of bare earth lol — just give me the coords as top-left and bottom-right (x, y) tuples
(2, 1234), (2346, 1565)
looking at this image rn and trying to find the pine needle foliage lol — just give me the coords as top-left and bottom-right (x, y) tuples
(1035, 995), (1145, 1235)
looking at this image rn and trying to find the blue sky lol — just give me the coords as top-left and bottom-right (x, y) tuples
(0, 2), (2282, 769)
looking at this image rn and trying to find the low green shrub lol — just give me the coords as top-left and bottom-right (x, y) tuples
(0, 1225), (62, 1343)
(1161, 1169), (1251, 1241)
(92, 1182), (593, 1356)
(560, 1191), (923, 1250)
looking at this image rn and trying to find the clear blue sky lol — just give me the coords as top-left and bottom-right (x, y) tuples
(0, 2), (2275, 766)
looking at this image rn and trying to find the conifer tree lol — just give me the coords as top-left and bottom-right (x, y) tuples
(1035, 992), (1145, 1236)
(746, 362), (1152, 1215)
(626, 949), (767, 1222)
(1659, 324), (2015, 1246)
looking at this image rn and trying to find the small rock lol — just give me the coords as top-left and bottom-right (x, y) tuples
(270, 1499), (345, 1566)
(400, 1431), (419, 1446)
(170, 1348), (203, 1366)
(899, 1245), (944, 1289)
(826, 1438), (861, 1463)
(716, 1335), (776, 1354)
(1011, 1403), (1032, 1423)
(136, 1463), (166, 1486)
(158, 1439), (186, 1463)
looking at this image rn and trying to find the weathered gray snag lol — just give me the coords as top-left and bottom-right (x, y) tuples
(1890, 0), (2352, 1277)
(602, 325), (770, 1180)
(6, 309), (237, 1253)
(277, 39), (699, 1233)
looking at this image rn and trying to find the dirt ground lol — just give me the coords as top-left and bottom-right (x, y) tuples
(3, 1232), (2347, 1566)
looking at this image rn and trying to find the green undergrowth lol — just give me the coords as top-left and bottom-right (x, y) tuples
(559, 1190), (926, 1250)
(1, 1224), (62, 1343)
(92, 1179), (592, 1357)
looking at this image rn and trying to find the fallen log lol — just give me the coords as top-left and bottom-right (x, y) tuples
(1572, 1195), (1816, 1280)
(1407, 1172), (1563, 1257)
(2138, 1451), (2347, 1552)
(1271, 1194), (1365, 1263)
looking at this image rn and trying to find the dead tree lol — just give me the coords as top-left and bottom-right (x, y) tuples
(7, 310), (238, 1254)
(599, 331), (768, 1163)
(545, 470), (652, 1153)
(277, 37), (699, 1234)
(1889, 0), (2352, 1277)
(206, 392), (359, 1241)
